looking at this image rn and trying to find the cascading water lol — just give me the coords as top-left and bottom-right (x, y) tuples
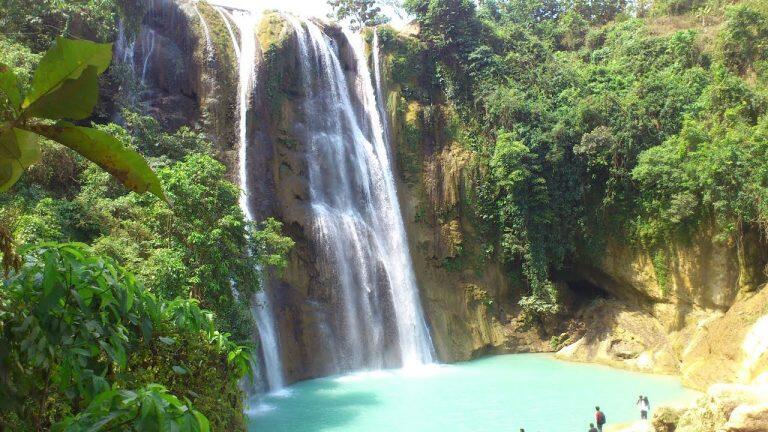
(344, 27), (435, 367)
(372, 30), (390, 146)
(285, 17), (434, 370)
(115, 20), (136, 74)
(226, 9), (285, 392)
(191, 2), (214, 61)
(140, 29), (156, 85)
(214, 6), (240, 59)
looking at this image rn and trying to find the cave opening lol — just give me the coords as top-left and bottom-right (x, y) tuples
(567, 279), (611, 301)
(554, 273), (614, 311)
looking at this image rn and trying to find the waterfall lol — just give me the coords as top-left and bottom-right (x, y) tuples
(140, 29), (156, 85)
(115, 20), (136, 73)
(191, 2), (214, 61)
(344, 28), (435, 367)
(228, 10), (285, 392)
(372, 30), (390, 147)
(214, 6), (240, 59)
(286, 17), (434, 370)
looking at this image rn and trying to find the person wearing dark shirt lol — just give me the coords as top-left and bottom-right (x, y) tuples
(595, 406), (606, 431)
(588, 423), (599, 432)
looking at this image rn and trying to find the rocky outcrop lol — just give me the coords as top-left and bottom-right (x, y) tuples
(116, 0), (239, 169)
(654, 381), (768, 432)
(578, 228), (767, 332)
(681, 288), (768, 389)
(378, 30), (559, 362)
(559, 226), (768, 384)
(556, 299), (679, 374)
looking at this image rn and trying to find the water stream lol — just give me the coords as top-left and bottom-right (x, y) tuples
(191, 3), (214, 61)
(227, 9), (285, 392)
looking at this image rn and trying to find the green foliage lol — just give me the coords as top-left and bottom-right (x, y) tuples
(327, 0), (390, 31)
(0, 4), (290, 429)
(651, 249), (670, 295)
(718, 4), (768, 74)
(0, 37), (164, 200)
(4, 108), (293, 343)
(0, 243), (245, 430)
(53, 384), (210, 432)
(118, 109), (212, 162)
(118, 332), (246, 431)
(252, 217), (295, 271)
(0, 0), (119, 52)
(0, 36), (41, 91)
(403, 0), (485, 104)
(76, 151), (262, 341)
(651, 0), (706, 15)
(402, 0), (768, 318)
(481, 132), (560, 316)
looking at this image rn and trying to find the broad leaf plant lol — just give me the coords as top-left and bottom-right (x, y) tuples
(0, 37), (164, 199)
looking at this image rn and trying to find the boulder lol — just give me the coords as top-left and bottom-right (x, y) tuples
(723, 403), (768, 432)
(555, 299), (679, 374)
(651, 406), (681, 432)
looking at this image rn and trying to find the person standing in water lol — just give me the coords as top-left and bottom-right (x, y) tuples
(636, 395), (649, 419)
(588, 423), (599, 432)
(643, 396), (650, 419)
(595, 406), (606, 431)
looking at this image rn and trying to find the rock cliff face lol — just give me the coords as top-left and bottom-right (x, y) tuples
(117, 0), (239, 169)
(558, 230), (768, 386)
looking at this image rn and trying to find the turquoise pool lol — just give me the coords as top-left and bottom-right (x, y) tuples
(247, 354), (698, 431)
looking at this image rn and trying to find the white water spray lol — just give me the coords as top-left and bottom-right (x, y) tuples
(345, 28), (435, 366)
(372, 30), (391, 147)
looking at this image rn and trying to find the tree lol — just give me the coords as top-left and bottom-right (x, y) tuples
(0, 243), (247, 430)
(718, 5), (768, 74)
(573, 0), (628, 24)
(403, 0), (485, 103)
(327, 0), (390, 31)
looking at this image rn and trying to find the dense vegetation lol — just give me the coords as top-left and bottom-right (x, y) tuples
(0, 1), (292, 430)
(387, 0), (768, 317)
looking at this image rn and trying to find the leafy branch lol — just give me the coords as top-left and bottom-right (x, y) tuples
(0, 37), (164, 200)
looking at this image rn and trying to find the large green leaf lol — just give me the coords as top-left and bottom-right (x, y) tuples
(193, 410), (210, 432)
(0, 125), (20, 160)
(32, 122), (166, 201)
(0, 64), (21, 114)
(26, 65), (99, 120)
(0, 158), (18, 189)
(0, 128), (42, 192)
(23, 37), (112, 109)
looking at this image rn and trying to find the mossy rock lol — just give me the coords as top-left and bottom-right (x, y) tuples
(258, 12), (290, 53)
